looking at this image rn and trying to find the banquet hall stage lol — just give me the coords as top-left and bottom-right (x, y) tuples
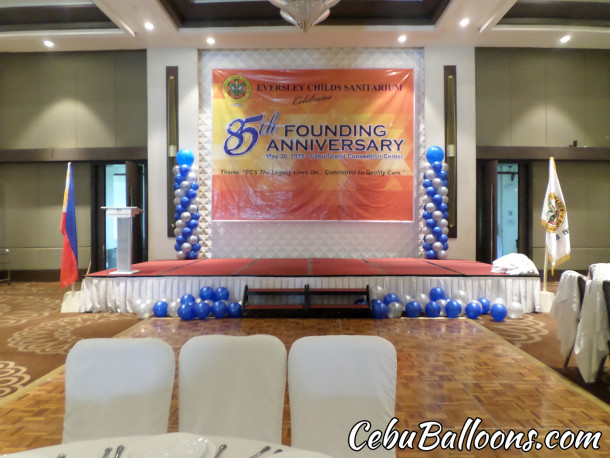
(81, 258), (542, 314)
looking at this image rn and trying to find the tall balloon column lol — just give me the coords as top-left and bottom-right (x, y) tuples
(422, 146), (450, 260)
(172, 149), (201, 260)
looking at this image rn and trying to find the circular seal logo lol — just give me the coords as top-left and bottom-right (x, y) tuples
(544, 192), (566, 232)
(222, 74), (251, 104)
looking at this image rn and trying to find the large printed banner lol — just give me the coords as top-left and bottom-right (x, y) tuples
(212, 68), (414, 221)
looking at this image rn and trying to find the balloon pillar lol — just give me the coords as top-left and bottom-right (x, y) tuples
(172, 149), (202, 260)
(422, 146), (450, 260)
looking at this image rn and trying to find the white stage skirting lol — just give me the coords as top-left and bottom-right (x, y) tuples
(80, 274), (541, 314)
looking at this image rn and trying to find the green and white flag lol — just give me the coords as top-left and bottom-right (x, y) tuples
(541, 157), (570, 273)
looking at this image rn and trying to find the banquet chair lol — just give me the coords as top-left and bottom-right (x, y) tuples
(563, 273), (588, 367)
(594, 280), (610, 382)
(289, 335), (397, 458)
(63, 338), (175, 443)
(178, 334), (287, 443)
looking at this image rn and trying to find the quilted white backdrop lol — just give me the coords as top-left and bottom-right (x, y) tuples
(198, 48), (425, 259)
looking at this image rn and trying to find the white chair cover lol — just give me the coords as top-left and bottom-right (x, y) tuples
(63, 338), (175, 443)
(289, 335), (397, 458)
(178, 334), (287, 443)
(551, 270), (586, 358)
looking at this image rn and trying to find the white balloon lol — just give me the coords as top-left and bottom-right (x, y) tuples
(438, 250), (448, 260)
(425, 195), (433, 203)
(425, 234), (436, 244)
(432, 210), (443, 221)
(187, 235), (199, 245)
(442, 195), (449, 204)
(425, 170), (436, 180)
(507, 301), (523, 319)
(416, 293), (429, 305)
(401, 294), (414, 306)
(172, 165), (180, 175)
(181, 212), (192, 222)
(432, 178), (443, 189)
(493, 297), (505, 306)
(437, 298), (448, 317)
(181, 242), (192, 253)
(180, 181), (191, 192)
(439, 186), (449, 196)
(168, 301), (180, 318)
(387, 301), (403, 319)
(423, 162), (432, 170)
(173, 197), (180, 206)
(432, 242), (443, 252)
(188, 204), (198, 214)
(441, 162), (449, 172)
(439, 219), (449, 228)
(177, 251), (187, 260)
(370, 285), (385, 300)
(425, 202), (436, 213)
(175, 220), (185, 230)
(174, 188), (185, 198)
(442, 227), (449, 235)
(187, 172), (197, 183)
(455, 299), (466, 315)
(455, 290), (469, 302)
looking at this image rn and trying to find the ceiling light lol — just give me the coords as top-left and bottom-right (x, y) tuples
(144, 22), (154, 31)
(43, 40), (54, 48)
(459, 18), (470, 28)
(269, 0), (340, 32)
(398, 35), (407, 43)
(560, 34), (571, 44)
(206, 37), (216, 45)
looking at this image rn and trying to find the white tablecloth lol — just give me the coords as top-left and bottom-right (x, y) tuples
(1, 433), (332, 458)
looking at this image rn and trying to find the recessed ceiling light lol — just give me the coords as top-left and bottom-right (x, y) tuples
(560, 34), (571, 44)
(459, 18), (470, 28)
(144, 22), (154, 31)
(398, 35), (407, 43)
(206, 37), (216, 45)
(43, 40), (54, 48)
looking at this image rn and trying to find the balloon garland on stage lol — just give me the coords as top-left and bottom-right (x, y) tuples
(421, 146), (450, 260)
(172, 149), (202, 260)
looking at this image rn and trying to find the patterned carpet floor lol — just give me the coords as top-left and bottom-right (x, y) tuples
(1, 281), (608, 406)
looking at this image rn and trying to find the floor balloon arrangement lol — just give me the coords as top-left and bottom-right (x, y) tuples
(367, 285), (524, 321)
(133, 286), (242, 320)
(172, 148), (202, 260)
(422, 145), (450, 260)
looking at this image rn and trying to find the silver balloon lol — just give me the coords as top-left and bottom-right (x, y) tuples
(442, 227), (449, 235)
(188, 204), (198, 214)
(432, 178), (443, 189)
(401, 294), (414, 306)
(425, 234), (436, 244)
(190, 227), (199, 236)
(493, 297), (505, 306)
(172, 165), (180, 175)
(180, 181), (191, 192)
(168, 300), (180, 318)
(425, 202), (436, 213)
(187, 171), (197, 183)
(437, 298), (447, 316)
(175, 219), (185, 229)
(181, 242), (192, 253)
(423, 162), (432, 170)
(439, 219), (449, 228)
(174, 188), (185, 198)
(188, 235), (199, 245)
(173, 197), (180, 206)
(181, 212), (192, 222)
(174, 227), (182, 237)
(455, 290), (469, 303)
(425, 169), (436, 180)
(433, 242), (443, 252)
(439, 186), (449, 196)
(416, 293), (429, 305)
(438, 250), (448, 260)
(442, 195), (449, 203)
(432, 210), (443, 221)
(191, 165), (199, 174)
(177, 251), (187, 260)
(370, 285), (385, 300)
(441, 162), (449, 171)
(425, 195), (433, 203)
(387, 301), (403, 319)
(455, 299), (466, 316)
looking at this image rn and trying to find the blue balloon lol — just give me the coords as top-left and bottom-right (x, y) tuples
(429, 287), (445, 301)
(180, 294), (195, 305)
(188, 219), (198, 230)
(179, 164), (191, 176)
(174, 212), (181, 220)
(422, 179), (432, 188)
(173, 183), (180, 190)
(196, 301), (211, 319)
(228, 302), (242, 318)
(176, 235), (186, 245)
(182, 227), (192, 239)
(442, 179), (449, 187)
(445, 300), (461, 318)
(192, 243), (201, 252)
(432, 227), (443, 238)
(190, 182), (200, 191)
(442, 211), (450, 220)
(354, 298), (368, 305)
(174, 243), (182, 252)
(371, 298), (384, 309)
(426, 146), (444, 163)
(186, 251), (198, 260)
(432, 161), (443, 172)
(426, 218), (436, 229)
(433, 194), (443, 206)
(153, 301), (168, 317)
(405, 301), (422, 318)
(176, 148), (195, 166)
(422, 242), (432, 251)
(422, 211), (432, 220)
(426, 186), (436, 197)
(187, 189), (198, 200)
(383, 293), (400, 305)
(426, 250), (437, 259)
(425, 301), (441, 317)
(174, 174), (183, 184)
(214, 287), (230, 301)
(199, 286), (215, 301)
(442, 242), (449, 250)
(438, 170), (448, 180)
(371, 301), (388, 319)
(490, 303), (507, 322)
(177, 302), (196, 320)
(439, 203), (448, 212)
(439, 234), (449, 244)
(191, 212), (201, 221)
(479, 298), (491, 314)
(180, 196), (190, 207)
(175, 205), (186, 214)
(466, 301), (482, 319)
(212, 300), (227, 319)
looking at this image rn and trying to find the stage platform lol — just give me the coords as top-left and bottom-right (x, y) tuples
(80, 258), (541, 314)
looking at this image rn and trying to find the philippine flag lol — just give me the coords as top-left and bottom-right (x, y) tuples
(60, 162), (78, 288)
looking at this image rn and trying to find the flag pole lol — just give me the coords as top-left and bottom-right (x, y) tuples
(542, 244), (549, 292)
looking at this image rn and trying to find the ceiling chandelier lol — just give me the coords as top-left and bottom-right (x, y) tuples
(269, 0), (340, 32)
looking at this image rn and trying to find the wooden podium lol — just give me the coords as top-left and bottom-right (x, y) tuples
(102, 207), (143, 275)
